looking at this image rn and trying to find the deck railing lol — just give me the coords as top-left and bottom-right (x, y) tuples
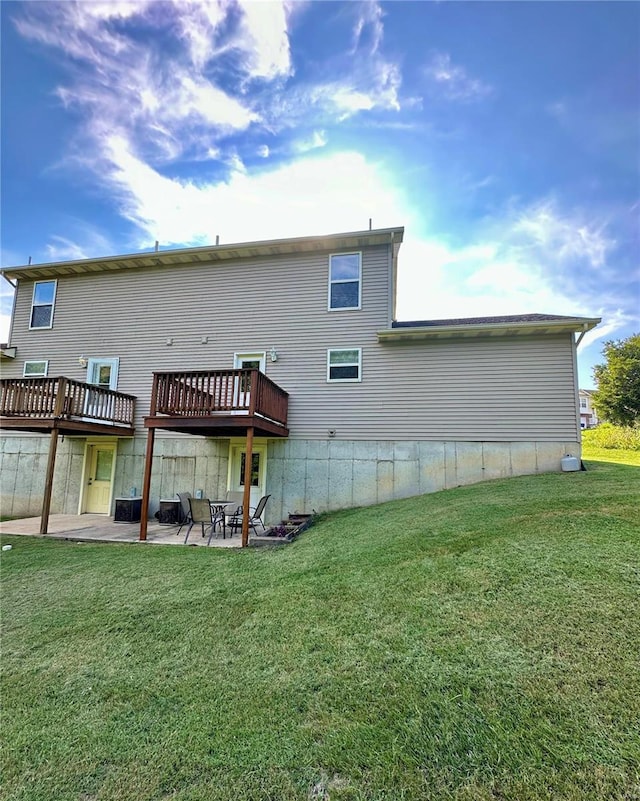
(150, 369), (289, 428)
(0, 377), (136, 427)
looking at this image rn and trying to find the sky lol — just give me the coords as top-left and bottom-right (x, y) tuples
(1, 0), (638, 388)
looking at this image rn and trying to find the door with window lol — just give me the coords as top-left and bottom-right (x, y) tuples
(84, 358), (119, 419)
(233, 352), (265, 410)
(83, 443), (116, 514)
(228, 442), (266, 509)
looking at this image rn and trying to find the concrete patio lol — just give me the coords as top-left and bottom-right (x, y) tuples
(0, 514), (241, 548)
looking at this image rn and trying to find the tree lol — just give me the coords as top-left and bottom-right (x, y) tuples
(592, 333), (640, 426)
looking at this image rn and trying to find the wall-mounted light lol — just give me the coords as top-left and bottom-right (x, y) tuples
(166, 337), (173, 346)
(78, 355), (88, 368)
(328, 429), (336, 438)
(270, 346), (278, 362)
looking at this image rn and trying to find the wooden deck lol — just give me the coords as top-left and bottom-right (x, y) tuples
(0, 376), (136, 436)
(144, 368), (289, 437)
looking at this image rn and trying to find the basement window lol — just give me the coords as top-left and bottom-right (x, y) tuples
(30, 280), (57, 329)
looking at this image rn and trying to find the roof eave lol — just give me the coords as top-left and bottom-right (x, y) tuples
(1, 226), (405, 281)
(377, 317), (601, 341)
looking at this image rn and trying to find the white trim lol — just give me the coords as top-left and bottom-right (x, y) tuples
(29, 279), (57, 330)
(327, 347), (362, 382)
(87, 357), (120, 390)
(328, 252), (362, 311)
(23, 359), (49, 377)
(233, 352), (266, 373)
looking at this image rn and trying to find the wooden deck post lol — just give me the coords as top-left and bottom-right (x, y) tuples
(139, 428), (155, 541)
(241, 426), (254, 548)
(40, 428), (59, 536)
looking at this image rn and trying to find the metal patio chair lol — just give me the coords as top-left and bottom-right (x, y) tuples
(227, 494), (271, 534)
(184, 497), (225, 545)
(176, 492), (193, 536)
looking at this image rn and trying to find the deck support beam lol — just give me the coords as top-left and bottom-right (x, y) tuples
(241, 426), (254, 548)
(139, 428), (156, 541)
(40, 428), (59, 536)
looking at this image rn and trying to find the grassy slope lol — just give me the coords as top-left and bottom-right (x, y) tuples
(1, 458), (639, 801)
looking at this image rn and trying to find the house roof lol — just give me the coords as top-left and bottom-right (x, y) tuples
(1, 226), (404, 281)
(378, 313), (601, 341)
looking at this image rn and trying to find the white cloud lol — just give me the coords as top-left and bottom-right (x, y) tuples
(424, 52), (493, 101)
(294, 130), (328, 153)
(237, 0), (292, 80)
(512, 201), (613, 269)
(351, 1), (385, 56)
(93, 142), (408, 246)
(395, 199), (624, 335)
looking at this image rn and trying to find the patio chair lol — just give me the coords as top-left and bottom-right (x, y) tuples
(221, 490), (244, 527)
(184, 497), (226, 545)
(176, 492), (192, 536)
(227, 494), (271, 534)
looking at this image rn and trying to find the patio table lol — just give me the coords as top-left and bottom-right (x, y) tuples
(209, 501), (237, 539)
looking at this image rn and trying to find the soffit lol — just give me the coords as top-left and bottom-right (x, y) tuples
(2, 227), (405, 281)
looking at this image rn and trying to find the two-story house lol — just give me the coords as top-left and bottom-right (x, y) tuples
(0, 226), (599, 543)
(578, 389), (599, 429)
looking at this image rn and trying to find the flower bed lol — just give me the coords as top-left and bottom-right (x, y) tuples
(251, 513), (314, 546)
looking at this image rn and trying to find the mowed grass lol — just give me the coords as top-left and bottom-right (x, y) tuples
(1, 457), (639, 800)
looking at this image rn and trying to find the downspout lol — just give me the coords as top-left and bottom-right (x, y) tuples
(389, 231), (396, 326)
(575, 324), (589, 348)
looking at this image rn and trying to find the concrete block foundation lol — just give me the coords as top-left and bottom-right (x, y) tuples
(1, 433), (580, 526)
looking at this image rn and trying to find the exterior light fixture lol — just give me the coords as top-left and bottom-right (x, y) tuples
(270, 346), (278, 362)
(78, 355), (88, 368)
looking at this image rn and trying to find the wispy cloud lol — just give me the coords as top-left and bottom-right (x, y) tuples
(89, 140), (408, 247)
(424, 52), (493, 102)
(351, 1), (385, 56)
(397, 197), (632, 349)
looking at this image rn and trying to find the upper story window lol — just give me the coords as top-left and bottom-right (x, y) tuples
(327, 348), (362, 382)
(23, 360), (48, 377)
(580, 398), (588, 409)
(329, 253), (361, 310)
(30, 280), (57, 329)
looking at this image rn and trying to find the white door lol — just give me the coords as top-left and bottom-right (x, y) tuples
(228, 442), (266, 509)
(233, 352), (265, 409)
(83, 443), (116, 514)
(84, 358), (119, 419)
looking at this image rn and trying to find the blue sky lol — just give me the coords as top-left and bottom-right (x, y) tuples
(1, 0), (638, 388)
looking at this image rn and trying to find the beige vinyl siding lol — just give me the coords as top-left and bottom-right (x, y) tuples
(5, 244), (579, 443)
(5, 245), (391, 428)
(285, 334), (580, 442)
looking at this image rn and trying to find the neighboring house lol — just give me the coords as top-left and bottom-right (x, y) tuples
(578, 389), (599, 429)
(0, 226), (599, 542)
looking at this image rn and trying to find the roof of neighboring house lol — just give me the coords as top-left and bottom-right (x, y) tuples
(1, 226), (405, 281)
(378, 313), (601, 341)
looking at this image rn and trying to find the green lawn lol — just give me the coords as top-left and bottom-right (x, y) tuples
(2, 457), (639, 801)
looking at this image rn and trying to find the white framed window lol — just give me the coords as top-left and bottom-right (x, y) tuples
(327, 348), (362, 382)
(23, 360), (49, 377)
(580, 398), (587, 409)
(328, 252), (361, 310)
(30, 280), (57, 329)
